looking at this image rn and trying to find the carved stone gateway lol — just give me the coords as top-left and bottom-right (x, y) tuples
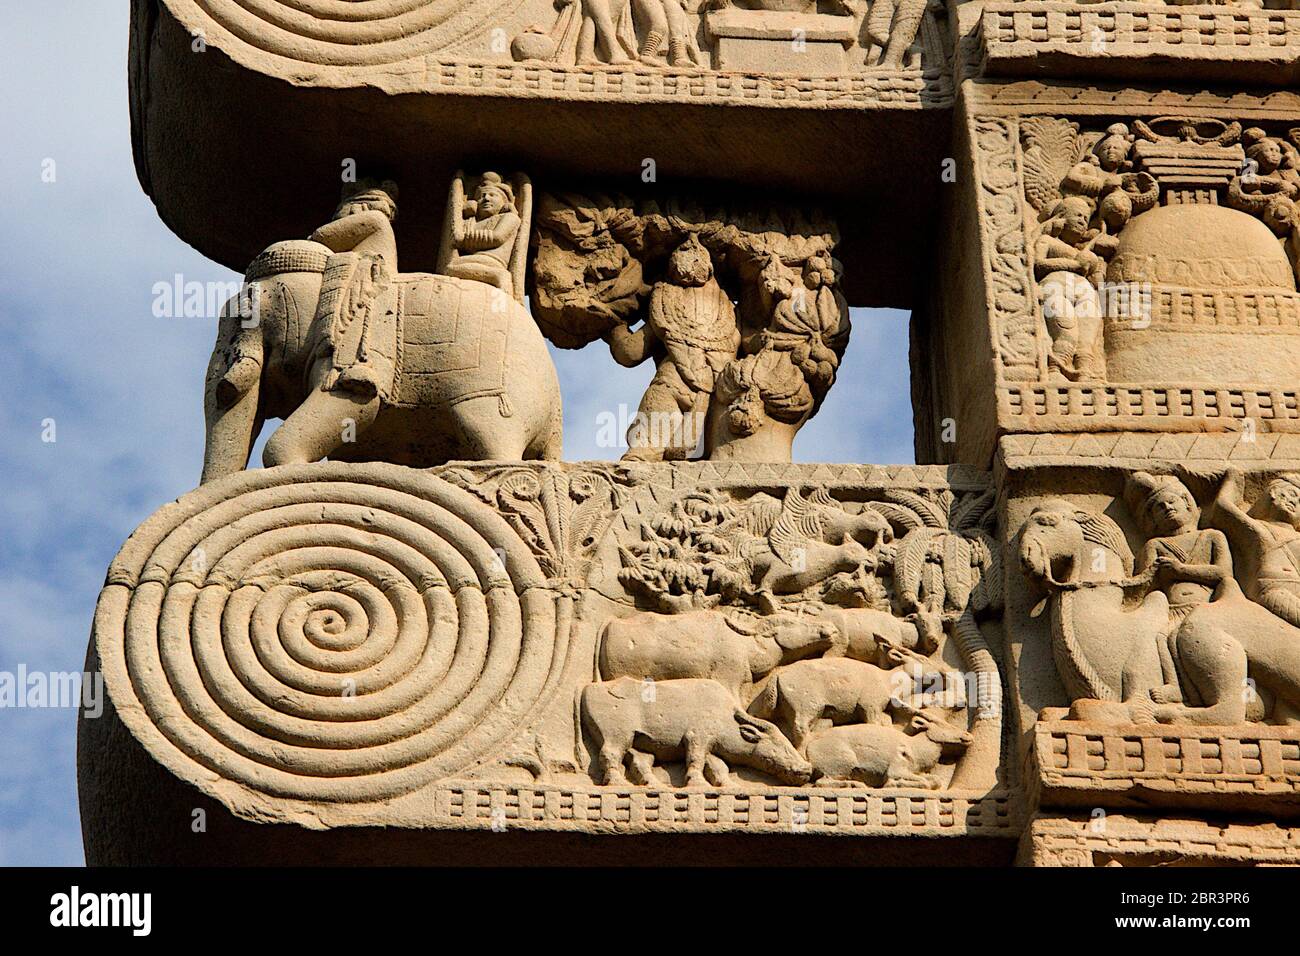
(79, 0), (1300, 865)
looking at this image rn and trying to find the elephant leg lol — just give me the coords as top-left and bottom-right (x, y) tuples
(263, 388), (380, 468)
(451, 395), (531, 460)
(528, 404), (564, 461)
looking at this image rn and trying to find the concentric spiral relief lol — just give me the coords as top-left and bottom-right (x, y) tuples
(93, 463), (563, 803)
(181, 0), (523, 65)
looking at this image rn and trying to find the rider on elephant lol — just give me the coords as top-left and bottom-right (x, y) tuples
(1125, 472), (1238, 709)
(268, 179), (399, 467)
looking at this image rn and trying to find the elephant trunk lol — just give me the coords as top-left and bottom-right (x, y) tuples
(201, 327), (264, 485)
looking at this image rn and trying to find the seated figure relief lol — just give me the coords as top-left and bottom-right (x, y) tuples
(1019, 470), (1300, 727)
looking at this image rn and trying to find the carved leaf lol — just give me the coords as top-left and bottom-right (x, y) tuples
(1020, 117), (1080, 215)
(768, 488), (823, 566)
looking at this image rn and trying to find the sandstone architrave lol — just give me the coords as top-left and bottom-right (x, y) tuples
(76, 0), (1300, 866)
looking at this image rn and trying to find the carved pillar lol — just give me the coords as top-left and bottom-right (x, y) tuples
(924, 1), (1300, 865)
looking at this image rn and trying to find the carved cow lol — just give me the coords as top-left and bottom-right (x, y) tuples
(805, 713), (973, 790)
(750, 655), (967, 751)
(579, 677), (812, 788)
(599, 609), (843, 702)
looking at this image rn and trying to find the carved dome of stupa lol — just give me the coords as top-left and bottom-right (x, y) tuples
(1102, 202), (1300, 386)
(1107, 203), (1296, 292)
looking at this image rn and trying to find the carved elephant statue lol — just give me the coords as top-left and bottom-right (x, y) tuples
(201, 239), (562, 483)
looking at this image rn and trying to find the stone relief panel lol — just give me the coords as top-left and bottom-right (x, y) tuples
(508, 0), (945, 74)
(579, 463), (1007, 794)
(152, 0), (947, 79)
(971, 108), (1300, 436)
(530, 192), (851, 462)
(91, 461), (1014, 836)
(201, 173), (562, 480)
(1007, 458), (1300, 817)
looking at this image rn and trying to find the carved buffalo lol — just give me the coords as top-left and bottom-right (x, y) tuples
(598, 609), (843, 702)
(579, 677), (812, 788)
(750, 655), (967, 751)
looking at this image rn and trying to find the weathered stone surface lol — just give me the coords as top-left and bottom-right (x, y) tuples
(81, 460), (1019, 861)
(78, 0), (1300, 867)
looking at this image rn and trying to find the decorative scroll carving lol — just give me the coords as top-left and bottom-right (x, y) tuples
(94, 463), (570, 803)
(92, 461), (1005, 825)
(974, 117), (1039, 380)
(443, 463), (636, 586)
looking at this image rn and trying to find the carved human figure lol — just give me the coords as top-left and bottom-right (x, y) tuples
(1059, 123), (1156, 234)
(1213, 470), (1300, 628)
(1035, 196), (1113, 289)
(632, 0), (697, 66)
(201, 174), (561, 482)
(1020, 500), (1300, 726)
(263, 180), (399, 466)
(572, 0), (637, 64)
(441, 172), (523, 294)
(302, 178), (395, 395)
(1035, 196), (1111, 382)
(607, 233), (739, 460)
(1227, 127), (1300, 238)
(1124, 472), (1236, 707)
(863, 0), (929, 68)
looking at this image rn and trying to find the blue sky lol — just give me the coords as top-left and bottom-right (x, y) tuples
(0, 2), (914, 865)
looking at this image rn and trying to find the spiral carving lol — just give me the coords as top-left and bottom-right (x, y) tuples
(93, 463), (564, 803)
(182, 0), (526, 66)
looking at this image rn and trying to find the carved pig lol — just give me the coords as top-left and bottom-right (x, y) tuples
(579, 677), (812, 788)
(805, 713), (973, 790)
(750, 656), (967, 751)
(599, 610), (843, 701)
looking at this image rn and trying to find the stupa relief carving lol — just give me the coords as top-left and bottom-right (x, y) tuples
(1018, 116), (1300, 390)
